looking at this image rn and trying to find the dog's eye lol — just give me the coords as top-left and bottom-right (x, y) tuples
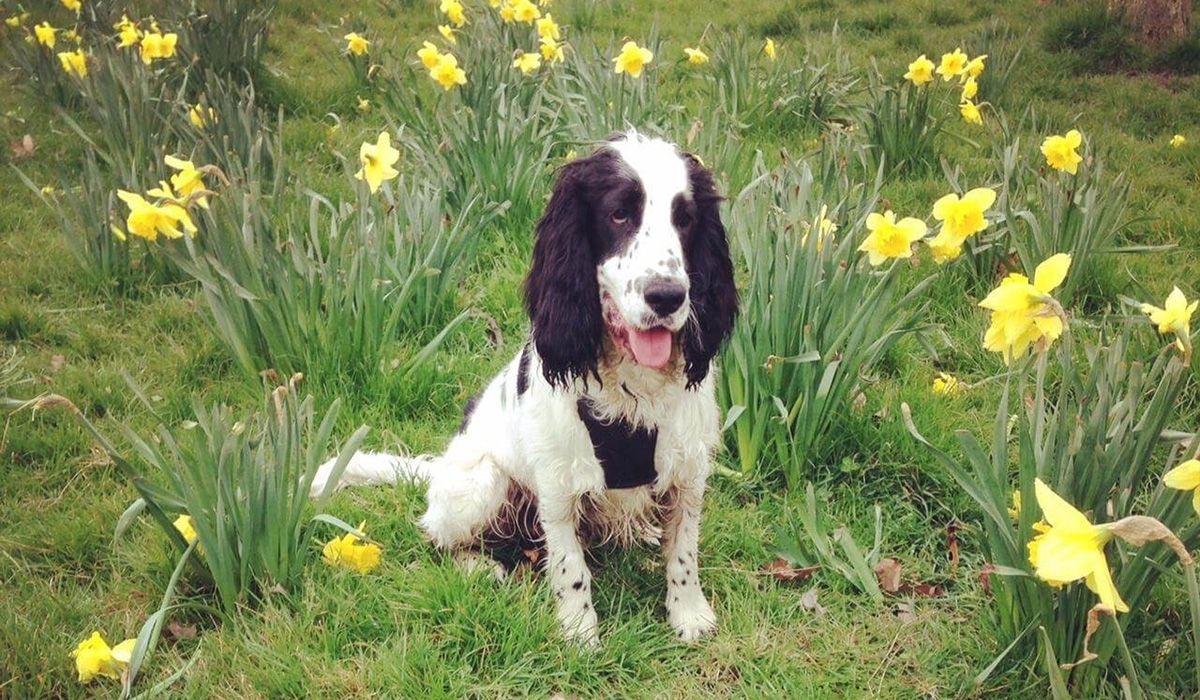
(611, 208), (630, 225)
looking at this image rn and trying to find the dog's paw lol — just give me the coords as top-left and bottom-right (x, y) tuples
(558, 607), (601, 648)
(668, 595), (717, 643)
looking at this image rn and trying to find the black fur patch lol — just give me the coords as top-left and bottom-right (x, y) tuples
(576, 399), (658, 489)
(516, 342), (531, 396)
(458, 395), (479, 434)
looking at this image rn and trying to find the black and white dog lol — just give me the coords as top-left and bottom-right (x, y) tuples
(312, 131), (738, 644)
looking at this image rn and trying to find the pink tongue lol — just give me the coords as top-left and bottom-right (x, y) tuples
(628, 328), (673, 368)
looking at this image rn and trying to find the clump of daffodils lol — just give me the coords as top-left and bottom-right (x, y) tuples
(925, 187), (996, 263)
(978, 254), (1071, 364)
(114, 155), (215, 243)
(904, 48), (988, 125)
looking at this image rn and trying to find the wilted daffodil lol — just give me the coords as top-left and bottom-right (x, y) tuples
(115, 190), (197, 242)
(1164, 459), (1200, 515)
(6, 12), (29, 28)
(355, 132), (400, 193)
(1027, 479), (1129, 613)
(684, 47), (709, 65)
(70, 632), (136, 683)
(429, 52), (466, 90)
(1140, 286), (1196, 356)
(858, 210), (927, 266)
(1041, 129), (1084, 175)
(960, 100), (982, 125)
(322, 521), (382, 573)
(57, 49), (87, 77)
(979, 253), (1071, 363)
(438, 24), (457, 43)
(932, 187), (996, 242)
(139, 30), (177, 64)
(344, 32), (369, 56)
(936, 48), (968, 81)
(764, 37), (776, 60)
(440, 0), (466, 28)
(513, 50), (541, 75)
(904, 54), (934, 86)
(926, 230), (963, 264)
(35, 22), (57, 48)
(613, 41), (652, 78)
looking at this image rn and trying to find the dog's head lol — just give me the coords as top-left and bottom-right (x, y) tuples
(524, 131), (738, 389)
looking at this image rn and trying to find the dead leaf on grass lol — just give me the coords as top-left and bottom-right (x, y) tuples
(165, 620), (198, 641)
(49, 354), (65, 373)
(892, 601), (918, 624)
(10, 134), (35, 160)
(874, 557), (902, 593)
(762, 558), (819, 582)
(800, 587), (826, 616)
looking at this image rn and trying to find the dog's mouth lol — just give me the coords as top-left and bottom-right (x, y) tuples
(610, 322), (674, 369)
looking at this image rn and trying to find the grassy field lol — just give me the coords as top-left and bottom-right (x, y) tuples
(3, 0), (1200, 697)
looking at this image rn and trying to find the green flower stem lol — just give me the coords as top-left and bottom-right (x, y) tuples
(1187, 561), (1200, 694)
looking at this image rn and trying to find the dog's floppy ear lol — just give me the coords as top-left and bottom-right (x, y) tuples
(524, 156), (605, 388)
(681, 155), (738, 388)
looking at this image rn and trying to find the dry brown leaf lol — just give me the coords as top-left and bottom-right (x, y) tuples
(800, 587), (826, 616)
(762, 558), (819, 583)
(10, 134), (35, 160)
(484, 313), (503, 349)
(874, 557), (902, 593)
(165, 620), (198, 641)
(892, 601), (918, 624)
(979, 563), (997, 596)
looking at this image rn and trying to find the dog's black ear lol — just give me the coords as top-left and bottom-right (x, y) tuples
(524, 157), (605, 388)
(681, 155), (738, 388)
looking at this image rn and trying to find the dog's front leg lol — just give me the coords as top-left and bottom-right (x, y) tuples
(540, 495), (599, 646)
(662, 479), (717, 642)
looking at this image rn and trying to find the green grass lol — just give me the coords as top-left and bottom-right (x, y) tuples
(3, 0), (1200, 697)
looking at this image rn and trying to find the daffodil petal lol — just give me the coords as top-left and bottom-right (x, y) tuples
(1033, 478), (1094, 531)
(1164, 459), (1200, 491)
(1084, 554), (1129, 612)
(1033, 253), (1071, 293)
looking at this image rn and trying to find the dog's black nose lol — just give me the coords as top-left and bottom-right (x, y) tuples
(644, 279), (688, 316)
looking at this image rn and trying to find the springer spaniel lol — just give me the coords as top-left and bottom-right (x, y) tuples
(312, 131), (738, 645)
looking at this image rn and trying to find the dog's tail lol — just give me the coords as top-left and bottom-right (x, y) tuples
(309, 451), (433, 499)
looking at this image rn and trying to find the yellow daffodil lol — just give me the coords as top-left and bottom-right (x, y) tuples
(536, 14), (559, 41)
(429, 52), (466, 90)
(57, 49), (87, 77)
(1171, 134), (1186, 148)
(1164, 459), (1200, 514)
(926, 230), (963, 264)
(512, 0), (540, 23)
(1140, 286), (1196, 355)
(800, 205), (837, 251)
(417, 41), (442, 69)
(764, 37), (776, 60)
(355, 132), (400, 193)
(344, 32), (369, 56)
(858, 210), (927, 266)
(115, 190), (197, 242)
(322, 521), (382, 574)
(979, 253), (1071, 363)
(40, 185), (58, 196)
(539, 37), (564, 64)
(71, 632), (132, 683)
(164, 155), (209, 209)
(684, 47), (709, 65)
(61, 0), (82, 12)
(512, 50), (541, 75)
(117, 22), (141, 48)
(438, 24), (457, 43)
(440, 0), (466, 27)
(5, 13), (29, 28)
(931, 372), (963, 396)
(963, 54), (986, 78)
(356, 95), (371, 113)
(936, 48), (968, 81)
(35, 22), (56, 48)
(173, 514), (198, 544)
(63, 28), (80, 44)
(499, 1), (516, 23)
(960, 100), (982, 125)
(1027, 478), (1129, 613)
(903, 54), (934, 86)
(932, 187), (996, 242)
(189, 104), (215, 128)
(613, 40), (653, 78)
(1041, 129), (1083, 175)
(961, 75), (978, 100)
(1008, 490), (1022, 520)
(139, 31), (177, 64)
